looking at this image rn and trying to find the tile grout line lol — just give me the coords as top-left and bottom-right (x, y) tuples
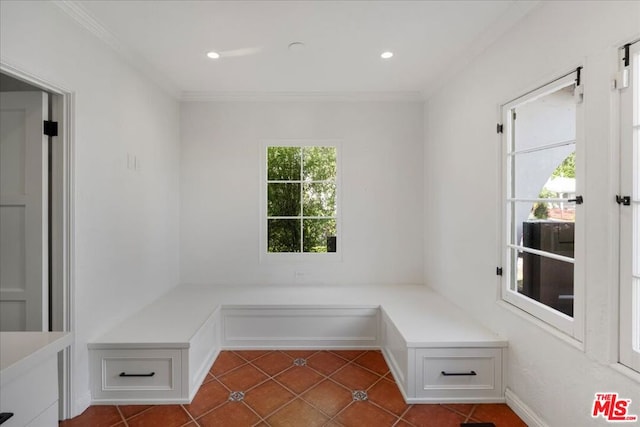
(367, 398), (408, 423)
(296, 383), (351, 422)
(210, 363), (249, 380)
(183, 372), (242, 424)
(119, 405), (154, 425)
(181, 402), (200, 427)
(397, 405), (417, 427)
(441, 403), (476, 422)
(328, 398), (355, 424)
(240, 400), (268, 426)
(114, 406), (128, 427)
(366, 374), (417, 426)
(464, 404), (478, 423)
(186, 397), (234, 423)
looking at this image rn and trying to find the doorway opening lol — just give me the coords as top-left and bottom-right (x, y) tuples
(0, 66), (74, 420)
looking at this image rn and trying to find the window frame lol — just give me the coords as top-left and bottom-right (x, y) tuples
(500, 70), (585, 341)
(260, 139), (342, 262)
(619, 41), (640, 373)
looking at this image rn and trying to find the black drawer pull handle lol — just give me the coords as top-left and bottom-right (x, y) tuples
(119, 371), (155, 377)
(441, 370), (477, 376)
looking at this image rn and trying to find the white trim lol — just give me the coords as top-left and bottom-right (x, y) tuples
(181, 91), (425, 103)
(509, 138), (576, 156)
(0, 61), (76, 420)
(610, 362), (640, 385)
(0, 62), (71, 96)
(502, 72), (578, 113)
(51, 0), (179, 98)
(502, 290), (575, 336)
(506, 244), (575, 264)
(505, 388), (549, 427)
(496, 300), (584, 351)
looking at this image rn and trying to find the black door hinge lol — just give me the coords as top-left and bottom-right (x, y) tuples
(43, 120), (58, 137)
(496, 267), (503, 276)
(576, 66), (583, 86)
(616, 195), (631, 206)
(0, 413), (14, 425)
(497, 123), (503, 134)
(623, 43), (631, 67)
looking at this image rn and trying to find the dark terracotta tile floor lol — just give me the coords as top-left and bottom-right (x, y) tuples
(60, 350), (527, 427)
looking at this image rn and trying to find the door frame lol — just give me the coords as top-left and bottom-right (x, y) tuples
(1, 61), (76, 420)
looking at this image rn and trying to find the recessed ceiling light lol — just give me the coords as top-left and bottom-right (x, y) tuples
(381, 51), (394, 59)
(206, 51), (220, 59)
(288, 42), (306, 52)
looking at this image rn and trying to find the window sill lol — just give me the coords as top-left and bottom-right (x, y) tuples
(610, 363), (640, 385)
(496, 299), (584, 352)
(260, 252), (343, 264)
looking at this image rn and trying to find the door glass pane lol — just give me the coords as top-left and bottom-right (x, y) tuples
(634, 127), (639, 200)
(510, 200), (576, 251)
(514, 83), (576, 152)
(634, 277), (640, 351)
(513, 147), (575, 199)
(521, 252), (574, 317)
(635, 204), (639, 277)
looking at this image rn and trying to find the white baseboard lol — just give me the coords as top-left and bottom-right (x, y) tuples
(505, 387), (548, 427)
(73, 390), (92, 419)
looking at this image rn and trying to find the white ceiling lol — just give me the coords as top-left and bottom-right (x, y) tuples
(65, 1), (539, 98)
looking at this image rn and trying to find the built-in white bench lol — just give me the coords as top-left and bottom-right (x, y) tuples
(88, 285), (507, 405)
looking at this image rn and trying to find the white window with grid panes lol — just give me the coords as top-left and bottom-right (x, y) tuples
(261, 141), (340, 260)
(500, 69), (585, 340)
(619, 40), (640, 373)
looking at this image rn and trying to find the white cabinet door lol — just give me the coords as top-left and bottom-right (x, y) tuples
(0, 91), (48, 331)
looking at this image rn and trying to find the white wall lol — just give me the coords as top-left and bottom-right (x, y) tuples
(424, 1), (640, 426)
(180, 100), (424, 286)
(0, 1), (180, 416)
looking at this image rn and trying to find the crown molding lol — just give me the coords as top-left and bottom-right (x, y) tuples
(52, 0), (180, 99)
(181, 91), (425, 103)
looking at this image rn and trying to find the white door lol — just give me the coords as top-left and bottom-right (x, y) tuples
(0, 91), (48, 331)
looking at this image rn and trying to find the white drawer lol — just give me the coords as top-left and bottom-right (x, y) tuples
(414, 348), (503, 400)
(1, 356), (58, 427)
(104, 356), (174, 390)
(91, 349), (183, 401)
